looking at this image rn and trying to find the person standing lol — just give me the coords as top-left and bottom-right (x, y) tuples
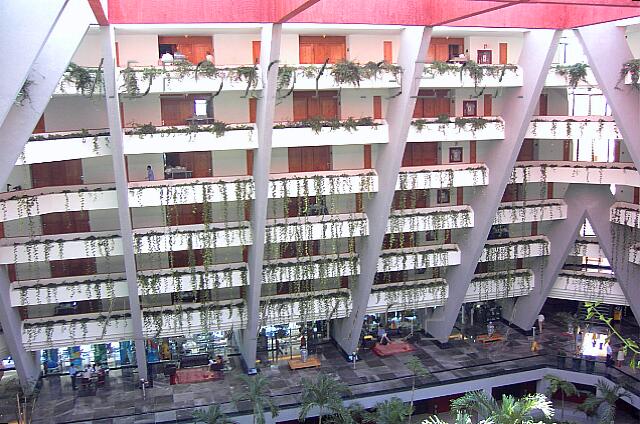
(617, 348), (625, 367)
(606, 344), (613, 368)
(69, 364), (78, 390)
(537, 313), (545, 333)
(146, 165), (155, 181)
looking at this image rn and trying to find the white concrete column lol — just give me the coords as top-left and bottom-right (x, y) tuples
(0, 0), (93, 190)
(427, 29), (562, 342)
(241, 24), (281, 372)
(0, 0), (68, 126)
(332, 26), (432, 355)
(101, 26), (148, 381)
(0, 267), (41, 392)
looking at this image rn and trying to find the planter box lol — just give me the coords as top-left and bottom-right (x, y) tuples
(271, 124), (388, 148)
(397, 164), (488, 190)
(465, 270), (535, 302)
(377, 244), (461, 272)
(549, 270), (628, 306)
(387, 206), (474, 233)
(269, 169), (378, 198)
(265, 213), (368, 244)
(142, 302), (247, 337)
(494, 199), (567, 225)
(479, 236), (550, 262)
(129, 178), (255, 207)
(610, 202), (640, 228)
(407, 119), (504, 143)
(512, 162), (640, 187)
(421, 65), (522, 88)
(262, 253), (359, 284)
(526, 117), (619, 140)
(367, 279), (448, 314)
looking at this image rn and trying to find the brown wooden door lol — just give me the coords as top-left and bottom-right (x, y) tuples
(563, 140), (571, 161)
(31, 159), (83, 188)
(392, 190), (428, 209)
(427, 38), (464, 63)
(539, 94), (548, 116)
(159, 36), (213, 64)
(402, 143), (438, 167)
(517, 139), (535, 161)
(470, 141), (477, 163)
(484, 94), (492, 116)
(499, 43), (508, 65)
(281, 241), (319, 258)
(293, 91), (338, 120)
(414, 90), (449, 118)
(178, 151), (212, 178)
(373, 96), (382, 119)
(42, 211), (90, 235)
(161, 97), (193, 126)
(288, 146), (331, 173)
(364, 145), (372, 169)
(383, 41), (393, 63)
(501, 184), (522, 202)
(51, 258), (97, 278)
(299, 36), (346, 64)
(167, 204), (205, 226)
(252, 41), (261, 64)
(170, 249), (204, 268)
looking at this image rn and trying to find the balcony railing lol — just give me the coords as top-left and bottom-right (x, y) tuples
(262, 253), (359, 284)
(610, 202), (640, 228)
(512, 161), (639, 187)
(526, 117), (619, 140)
(397, 164), (488, 190)
(494, 199), (567, 225)
(479, 236), (550, 262)
(465, 270), (534, 302)
(421, 63), (522, 88)
(387, 206), (474, 233)
(269, 169), (378, 198)
(407, 118), (505, 143)
(260, 290), (351, 326)
(367, 278), (448, 314)
(377, 244), (461, 273)
(549, 270), (627, 306)
(265, 213), (368, 244)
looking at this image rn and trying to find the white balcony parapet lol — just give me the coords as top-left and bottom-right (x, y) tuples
(367, 279), (448, 314)
(133, 222), (252, 254)
(142, 301), (247, 338)
(260, 290), (351, 326)
(290, 64), (401, 90)
(137, 263), (248, 296)
(479, 236), (550, 262)
(570, 238), (605, 258)
(387, 206), (474, 234)
(494, 199), (567, 225)
(262, 253), (359, 284)
(377, 244), (461, 273)
(129, 177), (255, 207)
(265, 213), (368, 244)
(269, 169), (378, 198)
(271, 123), (388, 148)
(465, 270), (535, 303)
(512, 161), (640, 187)
(23, 312), (134, 350)
(526, 117), (620, 140)
(17, 134), (111, 164)
(610, 202), (640, 228)
(407, 118), (505, 143)
(0, 184), (116, 222)
(421, 64), (523, 88)
(11, 273), (128, 306)
(397, 164), (488, 191)
(549, 270), (627, 306)
(545, 67), (598, 87)
(628, 244), (640, 265)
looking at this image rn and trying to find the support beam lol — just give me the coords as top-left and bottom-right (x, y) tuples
(0, 0), (68, 127)
(427, 29), (561, 342)
(101, 26), (147, 381)
(242, 24), (282, 372)
(0, 0), (93, 190)
(87, 0), (108, 25)
(0, 267), (40, 392)
(504, 185), (588, 329)
(332, 26), (432, 355)
(276, 0), (322, 23)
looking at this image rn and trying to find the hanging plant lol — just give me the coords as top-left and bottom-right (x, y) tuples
(331, 60), (362, 86)
(555, 63), (589, 89)
(618, 59), (640, 90)
(15, 79), (34, 106)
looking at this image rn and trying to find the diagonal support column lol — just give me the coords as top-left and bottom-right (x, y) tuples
(0, 0), (68, 126)
(332, 26), (432, 355)
(0, 267), (40, 392)
(427, 29), (561, 342)
(101, 26), (147, 381)
(504, 185), (589, 330)
(241, 24), (281, 372)
(575, 22), (640, 166)
(0, 0), (94, 190)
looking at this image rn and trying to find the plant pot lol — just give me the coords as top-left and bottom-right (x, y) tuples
(572, 356), (583, 372)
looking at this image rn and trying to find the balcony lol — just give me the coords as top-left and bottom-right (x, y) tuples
(142, 301), (247, 338)
(628, 244), (640, 265)
(396, 164), (488, 190)
(512, 161), (640, 187)
(271, 121), (388, 148)
(263, 254), (359, 284)
(377, 244), (461, 273)
(570, 238), (605, 258)
(269, 169), (378, 198)
(137, 264), (248, 296)
(421, 64), (523, 88)
(287, 64), (401, 90)
(261, 290), (351, 326)
(19, 133), (110, 164)
(494, 199), (567, 225)
(549, 270), (627, 306)
(610, 202), (640, 229)
(387, 206), (474, 234)
(23, 312), (134, 350)
(134, 223), (252, 254)
(407, 118), (505, 143)
(545, 67), (598, 87)
(526, 117), (619, 140)
(265, 213), (368, 244)
(367, 279), (448, 314)
(465, 270), (534, 303)
(479, 236), (550, 262)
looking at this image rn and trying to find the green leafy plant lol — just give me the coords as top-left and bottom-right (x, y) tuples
(618, 59), (640, 90)
(555, 63), (589, 89)
(193, 404), (235, 424)
(585, 301), (640, 368)
(451, 391), (554, 424)
(331, 60), (362, 86)
(235, 374), (278, 424)
(299, 373), (349, 424)
(372, 397), (412, 424)
(406, 356), (429, 423)
(15, 79), (33, 106)
(544, 375), (577, 421)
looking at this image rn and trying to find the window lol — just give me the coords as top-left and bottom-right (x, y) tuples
(477, 50), (492, 64)
(463, 100), (477, 117)
(449, 147), (463, 163)
(194, 99), (208, 117)
(436, 189), (450, 204)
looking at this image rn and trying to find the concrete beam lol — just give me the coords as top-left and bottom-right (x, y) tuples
(0, 0), (68, 127)
(427, 29), (561, 342)
(332, 26), (433, 355)
(0, 0), (93, 190)
(241, 24), (282, 372)
(101, 26), (147, 380)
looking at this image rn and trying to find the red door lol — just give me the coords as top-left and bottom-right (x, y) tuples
(167, 204), (205, 226)
(252, 41), (261, 64)
(31, 160), (83, 188)
(484, 94), (492, 117)
(383, 41), (393, 63)
(42, 211), (90, 235)
(499, 43), (508, 65)
(539, 94), (548, 116)
(293, 91), (338, 121)
(402, 143), (438, 167)
(299, 36), (346, 64)
(178, 151), (212, 178)
(288, 146), (331, 173)
(50, 258), (97, 278)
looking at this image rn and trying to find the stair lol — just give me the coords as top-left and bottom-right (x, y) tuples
(577, 302), (612, 322)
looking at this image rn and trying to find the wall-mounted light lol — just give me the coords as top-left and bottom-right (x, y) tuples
(483, 44), (488, 49)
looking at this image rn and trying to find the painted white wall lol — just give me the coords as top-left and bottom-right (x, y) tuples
(122, 94), (162, 127)
(127, 153), (165, 182)
(333, 145), (364, 170)
(536, 140), (564, 161)
(626, 30), (640, 58)
(82, 156), (115, 184)
(116, 34), (159, 67)
(440, 141), (470, 165)
(280, 34), (300, 64)
(348, 34), (400, 63)
(45, 97), (108, 131)
(213, 150), (248, 177)
(270, 148), (289, 173)
(467, 36), (523, 64)
(214, 92), (251, 123)
(214, 34), (257, 65)
(340, 89), (376, 119)
(72, 32), (103, 67)
(544, 88), (569, 116)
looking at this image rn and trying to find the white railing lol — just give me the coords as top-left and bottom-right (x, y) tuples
(377, 244), (461, 272)
(494, 199), (567, 225)
(387, 206), (474, 233)
(269, 169), (378, 198)
(610, 202), (640, 228)
(397, 164), (488, 190)
(265, 213), (368, 244)
(367, 279), (448, 314)
(512, 162), (640, 187)
(479, 236), (550, 262)
(465, 270), (535, 302)
(407, 118), (505, 143)
(526, 117), (619, 140)
(262, 253), (359, 284)
(549, 270), (627, 306)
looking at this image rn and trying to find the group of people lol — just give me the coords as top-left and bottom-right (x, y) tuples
(160, 51), (214, 65)
(68, 363), (107, 390)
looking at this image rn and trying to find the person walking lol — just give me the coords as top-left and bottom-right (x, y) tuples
(69, 363), (78, 390)
(537, 313), (545, 333)
(146, 165), (155, 181)
(617, 348), (625, 367)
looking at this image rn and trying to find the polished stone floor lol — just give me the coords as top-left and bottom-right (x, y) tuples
(1, 315), (639, 424)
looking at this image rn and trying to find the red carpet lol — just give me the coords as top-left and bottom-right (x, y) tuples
(175, 366), (223, 384)
(372, 340), (415, 357)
